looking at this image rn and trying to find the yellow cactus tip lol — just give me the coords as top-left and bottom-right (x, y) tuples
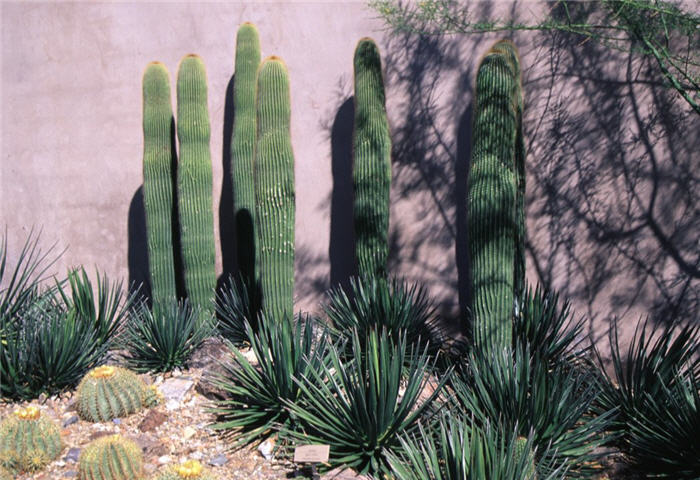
(91, 365), (116, 378)
(174, 459), (203, 478)
(15, 406), (41, 420)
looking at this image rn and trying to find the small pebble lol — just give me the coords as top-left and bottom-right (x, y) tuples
(158, 455), (172, 465)
(183, 426), (196, 440)
(113, 418), (122, 425)
(62, 415), (79, 427)
(165, 399), (179, 411)
(64, 448), (81, 464)
(208, 454), (228, 467)
(62, 471), (77, 478)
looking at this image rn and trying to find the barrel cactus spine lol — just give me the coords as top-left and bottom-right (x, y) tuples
(142, 61), (179, 310)
(0, 406), (63, 474)
(254, 56), (295, 321)
(78, 434), (143, 480)
(467, 39), (525, 354)
(176, 54), (217, 318)
(232, 23), (262, 292)
(352, 37), (392, 279)
(76, 366), (149, 422)
(155, 459), (217, 480)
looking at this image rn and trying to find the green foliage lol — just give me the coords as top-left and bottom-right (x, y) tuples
(387, 413), (561, 480)
(142, 61), (179, 308)
(352, 37), (392, 278)
(154, 460), (217, 480)
(209, 314), (328, 449)
(0, 407), (63, 475)
(324, 276), (439, 355)
(0, 465), (11, 480)
(370, 0), (700, 114)
(78, 434), (143, 480)
(1, 233), (132, 400)
(121, 299), (214, 373)
(594, 320), (700, 458)
(176, 54), (217, 318)
(467, 39), (525, 356)
(232, 22), (262, 290)
(254, 56), (295, 321)
(450, 347), (612, 478)
(75, 366), (149, 422)
(284, 329), (446, 477)
(513, 286), (588, 366)
(214, 275), (259, 346)
(627, 373), (700, 477)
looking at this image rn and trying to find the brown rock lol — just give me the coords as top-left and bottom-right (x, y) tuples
(139, 409), (168, 432)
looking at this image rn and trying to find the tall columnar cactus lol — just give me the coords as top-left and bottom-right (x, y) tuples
(467, 39), (525, 354)
(0, 406), (63, 474)
(78, 435), (143, 480)
(254, 56), (295, 321)
(75, 366), (149, 422)
(232, 23), (262, 288)
(514, 436), (537, 479)
(352, 38), (392, 279)
(176, 54), (217, 317)
(142, 61), (178, 309)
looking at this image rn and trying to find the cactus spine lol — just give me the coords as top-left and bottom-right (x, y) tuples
(176, 55), (217, 317)
(78, 435), (143, 480)
(155, 459), (217, 480)
(352, 38), (392, 279)
(142, 62), (178, 309)
(0, 406), (62, 474)
(76, 366), (149, 422)
(467, 39), (525, 354)
(232, 23), (262, 289)
(254, 56), (295, 321)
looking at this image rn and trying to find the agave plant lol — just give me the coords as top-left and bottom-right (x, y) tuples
(324, 276), (440, 355)
(595, 319), (700, 474)
(121, 299), (214, 373)
(214, 274), (260, 346)
(284, 328), (448, 477)
(388, 412), (565, 480)
(449, 346), (612, 478)
(209, 314), (329, 449)
(627, 373), (700, 477)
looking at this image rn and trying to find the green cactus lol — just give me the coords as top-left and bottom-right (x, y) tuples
(142, 61), (179, 310)
(76, 366), (149, 422)
(467, 39), (525, 354)
(0, 406), (63, 474)
(514, 436), (537, 479)
(78, 434), (143, 480)
(154, 460), (217, 480)
(352, 37), (392, 279)
(232, 23), (262, 289)
(176, 54), (217, 318)
(254, 56), (295, 321)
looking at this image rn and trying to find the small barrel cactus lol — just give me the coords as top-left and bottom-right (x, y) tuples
(78, 434), (143, 480)
(514, 436), (537, 479)
(76, 366), (150, 422)
(155, 459), (217, 480)
(0, 406), (63, 474)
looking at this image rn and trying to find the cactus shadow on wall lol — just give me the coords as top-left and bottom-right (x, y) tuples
(329, 97), (357, 291)
(127, 186), (150, 302)
(219, 73), (236, 289)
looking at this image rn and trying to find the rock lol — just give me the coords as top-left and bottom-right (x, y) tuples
(89, 431), (113, 441)
(159, 377), (194, 403)
(62, 471), (78, 478)
(139, 410), (167, 432)
(258, 437), (275, 460)
(134, 434), (168, 457)
(62, 415), (79, 427)
(158, 455), (172, 465)
(64, 448), (81, 464)
(194, 363), (228, 400)
(165, 399), (180, 411)
(183, 426), (196, 440)
(207, 454), (228, 467)
(113, 418), (122, 425)
(188, 337), (230, 369)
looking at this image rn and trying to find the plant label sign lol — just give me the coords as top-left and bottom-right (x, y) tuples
(294, 444), (330, 463)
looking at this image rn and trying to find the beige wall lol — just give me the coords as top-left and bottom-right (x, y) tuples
(2, 2), (697, 346)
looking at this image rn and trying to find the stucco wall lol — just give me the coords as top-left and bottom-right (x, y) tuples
(2, 1), (697, 346)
